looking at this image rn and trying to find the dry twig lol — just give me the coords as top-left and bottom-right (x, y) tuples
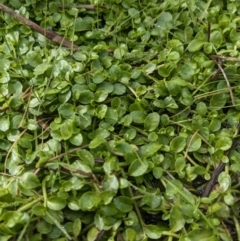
(210, 55), (235, 105)
(59, 4), (99, 10)
(0, 3), (79, 51)
(202, 126), (240, 197)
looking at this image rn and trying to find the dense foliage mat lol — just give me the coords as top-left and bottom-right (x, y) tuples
(1, 0), (240, 240)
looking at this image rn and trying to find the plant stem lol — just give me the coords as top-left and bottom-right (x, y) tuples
(233, 215), (240, 241)
(128, 185), (145, 231)
(130, 125), (148, 136)
(17, 214), (31, 241)
(17, 197), (41, 212)
(46, 211), (72, 240)
(42, 178), (47, 207)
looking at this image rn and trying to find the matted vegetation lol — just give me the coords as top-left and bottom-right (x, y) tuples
(0, 0), (240, 240)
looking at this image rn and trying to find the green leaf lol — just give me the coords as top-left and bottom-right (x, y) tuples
(75, 17), (94, 32)
(224, 192), (234, 205)
(166, 77), (188, 96)
(113, 196), (133, 212)
(119, 178), (129, 189)
(155, 12), (173, 32)
(142, 194), (161, 208)
(113, 83), (127, 95)
(114, 48), (125, 60)
(26, 51), (42, 67)
(79, 191), (101, 211)
(143, 63), (156, 75)
(103, 174), (119, 193)
(170, 205), (185, 232)
(77, 149), (94, 168)
(175, 157), (185, 177)
(47, 196), (67, 211)
(20, 172), (41, 189)
(100, 191), (115, 205)
(125, 228), (136, 241)
(0, 116), (10, 131)
(37, 220), (52, 234)
(144, 225), (163, 239)
(131, 111), (146, 124)
(2, 211), (27, 228)
(73, 52), (87, 62)
(218, 172), (231, 192)
(0, 71), (10, 83)
(34, 63), (50, 75)
(181, 229), (216, 241)
(165, 179), (183, 200)
(196, 102), (207, 116)
(2, 1), (240, 239)
(188, 135), (202, 152)
(32, 205), (47, 216)
(215, 137), (232, 151)
(72, 161), (92, 173)
(89, 137), (106, 149)
(170, 136), (186, 153)
(209, 118), (221, 132)
(69, 133), (83, 146)
(210, 30), (222, 48)
(161, 114), (170, 126)
(128, 8), (139, 18)
(153, 167), (163, 179)
(94, 89), (108, 102)
(105, 107), (118, 124)
(188, 39), (205, 52)
(78, 90), (94, 104)
(128, 159), (148, 177)
(60, 120), (73, 140)
(92, 73), (105, 84)
(144, 112), (160, 131)
(210, 94), (226, 110)
(72, 219), (81, 238)
(96, 104), (108, 119)
(87, 227), (100, 241)
(58, 103), (75, 118)
(179, 63), (195, 80)
(139, 142), (161, 158)
(203, 42), (212, 54)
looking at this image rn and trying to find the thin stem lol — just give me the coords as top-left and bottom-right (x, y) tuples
(199, 0), (213, 22)
(233, 215), (240, 241)
(184, 130), (199, 159)
(4, 128), (28, 173)
(46, 211), (72, 240)
(42, 178), (47, 207)
(120, 170), (145, 231)
(163, 176), (215, 230)
(163, 231), (180, 239)
(17, 197), (41, 212)
(128, 186), (145, 231)
(130, 125), (148, 137)
(215, 59), (235, 105)
(17, 214), (32, 241)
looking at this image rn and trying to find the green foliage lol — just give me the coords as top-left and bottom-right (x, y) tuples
(1, 0), (240, 240)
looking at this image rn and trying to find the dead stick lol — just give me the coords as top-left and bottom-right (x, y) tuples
(0, 3), (79, 51)
(59, 4), (99, 10)
(210, 55), (240, 62)
(202, 162), (225, 197)
(202, 126), (240, 197)
(59, 4), (115, 10)
(210, 55), (235, 105)
(215, 59), (235, 106)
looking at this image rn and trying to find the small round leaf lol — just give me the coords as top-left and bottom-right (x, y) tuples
(47, 196), (67, 211)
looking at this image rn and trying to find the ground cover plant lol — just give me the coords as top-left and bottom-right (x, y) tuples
(1, 0), (240, 240)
